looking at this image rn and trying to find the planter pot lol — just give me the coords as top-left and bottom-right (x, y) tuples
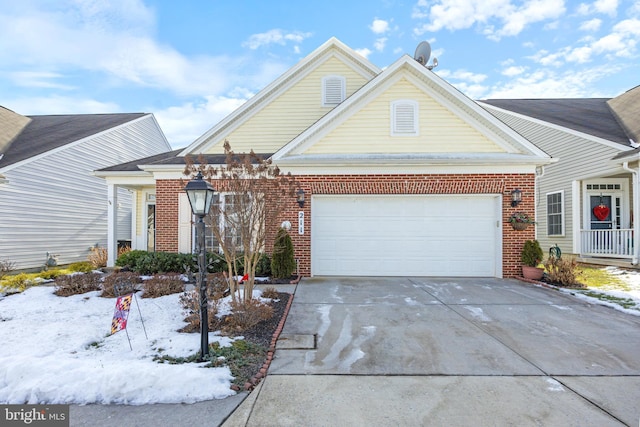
(522, 265), (544, 281)
(511, 222), (530, 231)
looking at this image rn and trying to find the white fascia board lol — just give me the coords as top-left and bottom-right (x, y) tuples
(275, 152), (554, 165)
(99, 175), (157, 186)
(179, 37), (381, 157)
(278, 163), (539, 175)
(480, 102), (634, 153)
(0, 114), (156, 174)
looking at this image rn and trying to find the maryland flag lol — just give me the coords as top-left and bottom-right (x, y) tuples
(110, 294), (133, 335)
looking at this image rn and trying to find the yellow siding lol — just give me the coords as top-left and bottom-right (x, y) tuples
(204, 56), (370, 154)
(305, 78), (506, 154)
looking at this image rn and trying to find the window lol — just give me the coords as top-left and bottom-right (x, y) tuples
(391, 100), (418, 135)
(204, 194), (247, 252)
(322, 76), (345, 106)
(547, 191), (564, 236)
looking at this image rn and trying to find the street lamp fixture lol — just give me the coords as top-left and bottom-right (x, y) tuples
(296, 188), (305, 208)
(184, 171), (216, 360)
(510, 189), (522, 207)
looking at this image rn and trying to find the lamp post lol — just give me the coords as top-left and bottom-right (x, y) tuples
(184, 171), (216, 360)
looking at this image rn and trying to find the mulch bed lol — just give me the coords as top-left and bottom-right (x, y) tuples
(229, 291), (293, 391)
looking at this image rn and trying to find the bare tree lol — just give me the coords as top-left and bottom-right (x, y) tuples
(184, 141), (297, 303)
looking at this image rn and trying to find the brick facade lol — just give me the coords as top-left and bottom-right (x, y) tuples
(157, 173), (535, 278)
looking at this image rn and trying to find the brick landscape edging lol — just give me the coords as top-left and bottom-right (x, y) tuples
(241, 292), (295, 392)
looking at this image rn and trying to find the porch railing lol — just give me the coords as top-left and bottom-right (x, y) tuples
(580, 229), (634, 258)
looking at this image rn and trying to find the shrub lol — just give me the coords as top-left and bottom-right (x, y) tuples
(521, 240), (543, 267)
(142, 273), (185, 298)
(88, 247), (108, 269)
(38, 269), (65, 280)
(255, 253), (271, 277)
(68, 262), (95, 273)
(115, 250), (149, 269)
(0, 258), (15, 281)
(178, 289), (221, 333)
(0, 273), (33, 291)
(544, 257), (583, 287)
(206, 272), (231, 300)
(224, 299), (274, 333)
(54, 273), (102, 296)
(271, 228), (296, 279)
(101, 272), (142, 298)
(261, 286), (279, 299)
(206, 252), (227, 273)
(116, 251), (195, 275)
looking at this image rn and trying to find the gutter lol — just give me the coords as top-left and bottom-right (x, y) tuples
(622, 161), (639, 265)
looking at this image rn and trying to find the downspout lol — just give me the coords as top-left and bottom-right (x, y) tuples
(535, 166), (545, 241)
(622, 162), (639, 265)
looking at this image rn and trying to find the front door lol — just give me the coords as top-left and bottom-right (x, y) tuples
(589, 195), (616, 230)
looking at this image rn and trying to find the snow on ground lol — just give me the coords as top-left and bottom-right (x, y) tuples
(0, 286), (240, 405)
(557, 266), (640, 316)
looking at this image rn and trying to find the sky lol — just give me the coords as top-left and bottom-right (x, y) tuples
(1, 0), (639, 149)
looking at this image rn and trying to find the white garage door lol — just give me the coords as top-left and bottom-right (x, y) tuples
(311, 195), (501, 277)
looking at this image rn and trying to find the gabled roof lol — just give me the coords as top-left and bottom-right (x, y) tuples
(179, 37), (381, 156)
(0, 113), (147, 169)
(272, 55), (551, 165)
(607, 85), (640, 144)
(0, 107), (31, 155)
(480, 98), (630, 146)
(95, 149), (275, 174)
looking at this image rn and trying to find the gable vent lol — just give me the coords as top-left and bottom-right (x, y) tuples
(322, 76), (346, 106)
(391, 100), (418, 135)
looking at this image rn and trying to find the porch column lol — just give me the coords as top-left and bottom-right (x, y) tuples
(107, 183), (118, 267)
(632, 168), (639, 265)
(572, 180), (581, 255)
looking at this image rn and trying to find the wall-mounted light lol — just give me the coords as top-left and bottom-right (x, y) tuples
(511, 189), (522, 207)
(296, 188), (305, 208)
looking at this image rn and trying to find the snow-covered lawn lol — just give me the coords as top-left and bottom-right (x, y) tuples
(0, 286), (239, 405)
(559, 266), (640, 316)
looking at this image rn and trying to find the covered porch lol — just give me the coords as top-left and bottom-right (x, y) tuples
(574, 162), (640, 265)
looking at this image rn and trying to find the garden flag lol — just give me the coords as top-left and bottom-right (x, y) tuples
(110, 294), (133, 335)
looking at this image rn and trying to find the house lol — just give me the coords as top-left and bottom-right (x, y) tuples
(97, 37), (553, 278)
(481, 85), (640, 266)
(0, 108), (171, 270)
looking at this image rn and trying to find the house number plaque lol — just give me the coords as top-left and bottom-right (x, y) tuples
(298, 211), (304, 235)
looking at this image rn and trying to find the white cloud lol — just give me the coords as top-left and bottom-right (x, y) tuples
(502, 66), (526, 76)
(7, 71), (76, 90)
(579, 18), (602, 31)
(154, 95), (250, 148)
(413, 0), (566, 40)
(577, 0), (619, 16)
(437, 69), (488, 84)
(355, 48), (373, 58)
(374, 37), (388, 52)
(484, 64), (622, 98)
(242, 29), (312, 50)
(3, 96), (121, 116)
(369, 19), (390, 34)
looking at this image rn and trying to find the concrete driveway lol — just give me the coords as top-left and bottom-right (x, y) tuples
(225, 277), (640, 426)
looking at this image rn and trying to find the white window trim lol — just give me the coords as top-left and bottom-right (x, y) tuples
(391, 100), (419, 136)
(322, 75), (346, 107)
(546, 190), (565, 237)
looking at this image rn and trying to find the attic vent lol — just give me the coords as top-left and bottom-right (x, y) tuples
(322, 76), (346, 106)
(391, 100), (418, 136)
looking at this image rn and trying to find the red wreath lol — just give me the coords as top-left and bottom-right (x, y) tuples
(593, 204), (610, 221)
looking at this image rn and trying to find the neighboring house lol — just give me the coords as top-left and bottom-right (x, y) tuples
(98, 37), (552, 278)
(481, 85), (640, 266)
(0, 109), (171, 270)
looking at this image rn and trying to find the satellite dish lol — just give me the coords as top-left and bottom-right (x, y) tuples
(427, 57), (438, 70)
(414, 41), (431, 66)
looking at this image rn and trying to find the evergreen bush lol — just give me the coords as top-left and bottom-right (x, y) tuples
(271, 228), (296, 279)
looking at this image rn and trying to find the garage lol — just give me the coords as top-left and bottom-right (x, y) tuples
(311, 195), (501, 277)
